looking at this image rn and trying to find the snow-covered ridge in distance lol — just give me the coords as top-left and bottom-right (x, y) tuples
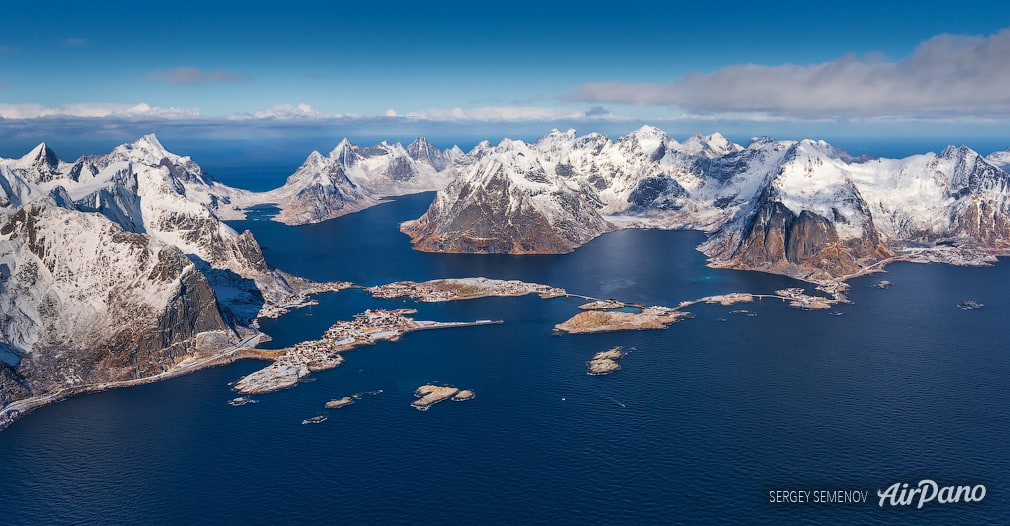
(5, 127), (1010, 283)
(401, 127), (1010, 284)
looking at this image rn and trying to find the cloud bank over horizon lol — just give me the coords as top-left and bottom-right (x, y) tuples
(571, 28), (1010, 119)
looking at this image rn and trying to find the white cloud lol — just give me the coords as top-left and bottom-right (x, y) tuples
(232, 103), (333, 120)
(385, 108), (398, 117)
(404, 105), (602, 121)
(0, 102), (198, 119)
(570, 28), (1010, 119)
(145, 67), (252, 86)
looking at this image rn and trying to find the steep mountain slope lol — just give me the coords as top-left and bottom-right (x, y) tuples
(986, 148), (1010, 172)
(402, 139), (613, 253)
(256, 150), (377, 225)
(0, 203), (233, 408)
(331, 137), (456, 195)
(403, 127), (1010, 282)
(230, 136), (459, 225)
(700, 140), (893, 281)
(849, 145), (1010, 245)
(1, 136), (309, 322)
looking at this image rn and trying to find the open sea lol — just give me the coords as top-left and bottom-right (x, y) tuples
(1, 189), (1009, 524)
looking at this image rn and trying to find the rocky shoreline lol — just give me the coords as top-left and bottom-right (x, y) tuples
(587, 347), (627, 375)
(0, 250), (996, 430)
(232, 308), (501, 395)
(411, 384), (476, 410)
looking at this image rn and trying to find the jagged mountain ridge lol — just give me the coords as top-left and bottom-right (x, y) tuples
(0, 203), (233, 407)
(1, 135), (303, 323)
(2, 129), (1009, 427)
(0, 132), (471, 422)
(237, 136), (461, 225)
(404, 127), (1010, 281)
(402, 139), (614, 253)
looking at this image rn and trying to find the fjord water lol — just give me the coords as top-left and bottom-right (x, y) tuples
(1, 192), (1008, 524)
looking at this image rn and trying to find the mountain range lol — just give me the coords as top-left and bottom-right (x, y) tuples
(2, 128), (1010, 426)
(401, 127), (1010, 282)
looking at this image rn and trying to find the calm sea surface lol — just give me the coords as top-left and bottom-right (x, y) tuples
(1, 192), (1008, 524)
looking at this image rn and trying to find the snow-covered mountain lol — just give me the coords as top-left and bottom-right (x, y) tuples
(404, 126), (1010, 281)
(699, 140), (893, 281)
(330, 137), (458, 195)
(232, 136), (460, 225)
(403, 126), (751, 254)
(0, 135), (303, 322)
(0, 135), (335, 421)
(401, 138), (613, 253)
(0, 202), (234, 408)
(255, 150), (378, 225)
(986, 148), (1010, 172)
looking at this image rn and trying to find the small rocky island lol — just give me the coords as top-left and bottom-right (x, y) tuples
(555, 307), (693, 334)
(324, 390), (382, 410)
(368, 277), (566, 302)
(325, 397), (355, 409)
(411, 384), (475, 411)
(555, 287), (846, 334)
(958, 300), (984, 310)
(587, 347), (627, 375)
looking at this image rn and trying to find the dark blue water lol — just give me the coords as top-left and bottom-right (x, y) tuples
(1, 193), (1008, 524)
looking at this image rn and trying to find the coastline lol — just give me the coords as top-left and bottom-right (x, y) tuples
(0, 332), (265, 431)
(4, 246), (1006, 430)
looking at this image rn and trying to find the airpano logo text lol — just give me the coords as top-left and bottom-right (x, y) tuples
(877, 480), (986, 509)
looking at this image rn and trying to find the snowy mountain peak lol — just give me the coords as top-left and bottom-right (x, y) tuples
(406, 137), (447, 170)
(620, 125), (670, 160)
(985, 148), (1010, 171)
(16, 142), (61, 170)
(677, 132), (744, 158)
(629, 125), (668, 138)
(110, 133), (179, 168)
(940, 144), (975, 160)
(328, 138), (357, 165)
(407, 136), (432, 152)
(133, 133), (169, 155)
(548, 128), (577, 139)
(747, 136), (777, 149)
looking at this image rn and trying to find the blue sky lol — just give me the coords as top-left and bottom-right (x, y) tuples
(2, 1), (1010, 157)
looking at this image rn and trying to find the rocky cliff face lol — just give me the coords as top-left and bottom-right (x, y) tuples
(323, 137), (456, 196)
(402, 140), (613, 254)
(403, 128), (1010, 282)
(259, 150), (377, 225)
(0, 203), (232, 404)
(1, 135), (304, 323)
(700, 140), (894, 281)
(229, 136), (459, 226)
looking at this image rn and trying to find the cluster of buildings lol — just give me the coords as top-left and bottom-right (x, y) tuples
(367, 279), (567, 302)
(300, 308), (421, 355)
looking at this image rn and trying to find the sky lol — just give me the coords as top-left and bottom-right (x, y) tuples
(2, 1), (1010, 159)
